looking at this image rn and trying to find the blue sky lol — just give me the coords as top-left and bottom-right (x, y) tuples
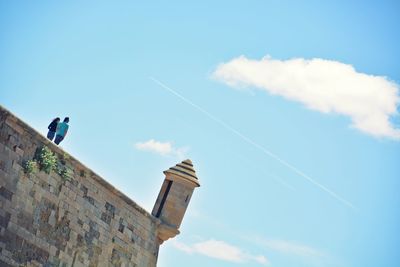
(1, 1), (399, 266)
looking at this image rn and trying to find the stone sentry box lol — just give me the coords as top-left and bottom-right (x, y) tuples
(0, 105), (200, 267)
(152, 160), (200, 244)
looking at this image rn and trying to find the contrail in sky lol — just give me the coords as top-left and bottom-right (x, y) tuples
(235, 153), (296, 191)
(150, 77), (356, 210)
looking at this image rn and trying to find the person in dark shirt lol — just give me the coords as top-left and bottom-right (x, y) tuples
(47, 117), (60, 141)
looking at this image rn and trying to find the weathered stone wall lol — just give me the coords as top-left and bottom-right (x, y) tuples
(0, 106), (160, 267)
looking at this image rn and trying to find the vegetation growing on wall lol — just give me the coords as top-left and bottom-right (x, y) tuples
(23, 146), (73, 182)
(36, 146), (58, 174)
(57, 164), (73, 182)
(23, 159), (38, 175)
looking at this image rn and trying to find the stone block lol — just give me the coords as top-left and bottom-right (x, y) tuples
(0, 187), (13, 201)
(0, 212), (11, 228)
(13, 146), (24, 157)
(49, 245), (57, 256)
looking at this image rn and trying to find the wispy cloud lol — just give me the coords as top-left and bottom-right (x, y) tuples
(255, 238), (323, 259)
(173, 239), (269, 265)
(213, 55), (400, 139)
(186, 211), (328, 265)
(135, 139), (188, 159)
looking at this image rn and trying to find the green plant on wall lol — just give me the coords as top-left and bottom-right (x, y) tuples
(57, 165), (74, 182)
(60, 152), (71, 165)
(36, 146), (57, 174)
(57, 152), (74, 182)
(24, 159), (38, 175)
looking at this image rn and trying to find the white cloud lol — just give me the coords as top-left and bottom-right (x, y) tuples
(257, 238), (322, 259)
(135, 139), (188, 159)
(173, 239), (269, 265)
(251, 237), (332, 266)
(213, 55), (400, 139)
(180, 211), (328, 265)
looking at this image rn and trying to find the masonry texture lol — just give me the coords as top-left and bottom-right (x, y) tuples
(0, 106), (199, 267)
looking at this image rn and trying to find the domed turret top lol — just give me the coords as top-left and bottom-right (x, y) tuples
(164, 159), (200, 186)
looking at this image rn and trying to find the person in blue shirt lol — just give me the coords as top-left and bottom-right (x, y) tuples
(47, 117), (60, 141)
(54, 117), (69, 145)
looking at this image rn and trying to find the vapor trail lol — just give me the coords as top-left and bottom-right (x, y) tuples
(150, 77), (356, 210)
(235, 153), (296, 191)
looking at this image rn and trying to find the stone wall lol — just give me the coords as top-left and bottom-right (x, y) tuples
(0, 106), (160, 267)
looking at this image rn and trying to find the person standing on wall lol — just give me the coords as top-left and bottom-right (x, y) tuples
(54, 117), (69, 145)
(47, 117), (60, 141)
